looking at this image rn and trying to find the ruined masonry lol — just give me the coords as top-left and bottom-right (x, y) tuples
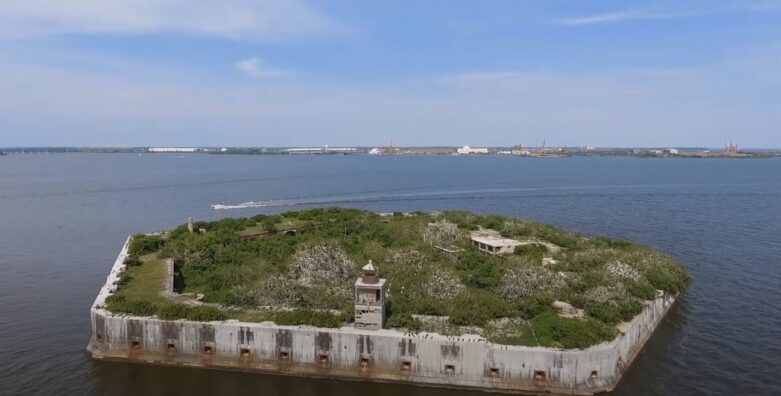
(88, 237), (677, 395)
(354, 261), (387, 330)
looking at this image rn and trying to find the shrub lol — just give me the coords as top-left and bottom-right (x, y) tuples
(584, 299), (642, 324)
(157, 303), (227, 321)
(105, 295), (157, 316)
(187, 306), (228, 321)
(447, 290), (508, 327)
(129, 234), (165, 256)
(273, 309), (345, 328)
(512, 296), (554, 319)
(157, 303), (189, 319)
(514, 243), (548, 258)
(124, 255), (142, 267)
(551, 317), (617, 349)
(593, 236), (633, 249)
(454, 251), (501, 289)
(386, 312), (423, 331)
(626, 280), (657, 300)
(644, 265), (691, 294)
(478, 215), (505, 230)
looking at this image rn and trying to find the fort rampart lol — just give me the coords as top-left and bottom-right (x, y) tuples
(88, 237), (676, 395)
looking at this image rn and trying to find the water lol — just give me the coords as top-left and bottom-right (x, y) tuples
(1, 154), (780, 396)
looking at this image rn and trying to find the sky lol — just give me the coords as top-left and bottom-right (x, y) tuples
(1, 0), (780, 148)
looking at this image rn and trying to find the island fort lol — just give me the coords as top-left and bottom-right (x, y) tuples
(88, 208), (690, 394)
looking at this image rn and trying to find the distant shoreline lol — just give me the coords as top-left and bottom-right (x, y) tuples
(2, 146), (779, 159)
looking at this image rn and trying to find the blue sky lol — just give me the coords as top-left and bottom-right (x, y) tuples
(1, 0), (780, 147)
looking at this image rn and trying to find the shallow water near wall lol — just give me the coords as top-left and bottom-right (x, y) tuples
(1, 154), (780, 396)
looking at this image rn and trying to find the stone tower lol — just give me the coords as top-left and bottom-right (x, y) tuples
(354, 261), (387, 330)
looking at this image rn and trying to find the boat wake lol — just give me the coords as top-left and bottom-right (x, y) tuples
(211, 201), (289, 210)
(209, 182), (695, 211)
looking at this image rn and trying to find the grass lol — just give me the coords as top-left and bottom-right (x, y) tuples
(113, 254), (168, 304)
(490, 325), (539, 347)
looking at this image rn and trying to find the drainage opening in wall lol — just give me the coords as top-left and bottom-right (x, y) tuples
(203, 345), (213, 354)
(534, 370), (547, 382)
(489, 367), (500, 377)
(590, 371), (599, 381)
(279, 351), (289, 360)
(130, 340), (140, 350)
(240, 348), (251, 358)
(319, 354), (330, 364)
(444, 364), (455, 374)
(360, 357), (370, 368)
(167, 343), (176, 352)
(400, 360), (412, 371)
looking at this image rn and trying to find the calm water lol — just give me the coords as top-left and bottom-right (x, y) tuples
(1, 154), (780, 396)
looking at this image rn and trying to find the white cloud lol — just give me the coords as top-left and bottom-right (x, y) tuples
(0, 0), (339, 40)
(1, 45), (780, 147)
(554, 1), (781, 26)
(448, 71), (650, 99)
(236, 57), (290, 78)
(554, 9), (706, 26)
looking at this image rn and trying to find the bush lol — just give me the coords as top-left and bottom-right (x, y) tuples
(645, 265), (691, 294)
(626, 280), (657, 300)
(157, 303), (189, 319)
(129, 234), (165, 256)
(386, 312), (422, 331)
(156, 303), (228, 321)
(273, 309), (345, 328)
(105, 295), (157, 316)
(593, 236), (632, 249)
(529, 310), (617, 349)
(477, 215), (504, 230)
(512, 296), (554, 319)
(454, 251), (501, 289)
(187, 306), (228, 321)
(261, 216), (279, 232)
(124, 255), (142, 267)
(551, 317), (617, 349)
(584, 299), (642, 324)
(514, 243), (548, 258)
(447, 290), (508, 327)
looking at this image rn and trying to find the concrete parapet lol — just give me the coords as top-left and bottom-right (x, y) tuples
(88, 237), (677, 395)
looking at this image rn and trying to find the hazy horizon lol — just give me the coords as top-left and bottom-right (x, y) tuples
(1, 1), (780, 147)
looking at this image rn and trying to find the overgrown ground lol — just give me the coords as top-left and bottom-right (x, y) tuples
(105, 208), (690, 349)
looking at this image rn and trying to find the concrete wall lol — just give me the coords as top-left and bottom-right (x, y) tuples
(88, 238), (676, 395)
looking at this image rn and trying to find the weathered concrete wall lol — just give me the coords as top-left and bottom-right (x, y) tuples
(88, 238), (677, 395)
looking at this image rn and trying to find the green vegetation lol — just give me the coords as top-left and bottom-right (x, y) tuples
(105, 207), (691, 349)
(113, 254), (168, 304)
